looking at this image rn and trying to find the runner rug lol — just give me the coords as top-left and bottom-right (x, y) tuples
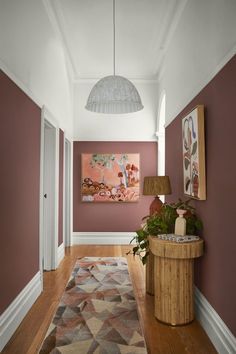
(39, 257), (147, 354)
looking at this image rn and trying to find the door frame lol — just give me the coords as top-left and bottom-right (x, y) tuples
(64, 137), (72, 247)
(39, 106), (59, 282)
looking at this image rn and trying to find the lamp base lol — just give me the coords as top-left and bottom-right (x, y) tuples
(150, 196), (163, 215)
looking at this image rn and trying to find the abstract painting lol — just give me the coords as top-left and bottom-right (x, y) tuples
(81, 153), (140, 202)
(182, 105), (206, 200)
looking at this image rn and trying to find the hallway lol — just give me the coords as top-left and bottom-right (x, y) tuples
(2, 245), (217, 354)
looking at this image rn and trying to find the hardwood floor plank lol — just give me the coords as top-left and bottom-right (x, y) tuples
(2, 245), (217, 354)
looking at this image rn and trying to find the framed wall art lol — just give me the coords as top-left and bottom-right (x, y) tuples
(182, 105), (206, 200)
(81, 153), (140, 202)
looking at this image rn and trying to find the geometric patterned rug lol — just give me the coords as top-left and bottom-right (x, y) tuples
(39, 257), (147, 354)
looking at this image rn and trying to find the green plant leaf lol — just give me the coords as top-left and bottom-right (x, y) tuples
(131, 199), (203, 265)
(132, 246), (139, 254)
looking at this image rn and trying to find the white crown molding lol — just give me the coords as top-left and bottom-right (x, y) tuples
(195, 287), (236, 354)
(164, 44), (236, 129)
(0, 272), (42, 352)
(73, 77), (159, 84)
(0, 59), (42, 108)
(73, 232), (136, 245)
(57, 242), (65, 266)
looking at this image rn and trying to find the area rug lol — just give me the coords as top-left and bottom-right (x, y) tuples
(39, 257), (147, 354)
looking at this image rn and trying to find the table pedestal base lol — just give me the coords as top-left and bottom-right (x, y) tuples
(154, 256), (194, 325)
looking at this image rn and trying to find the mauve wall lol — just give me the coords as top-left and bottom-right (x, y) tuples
(58, 129), (64, 246)
(73, 142), (157, 232)
(165, 55), (236, 335)
(0, 71), (41, 314)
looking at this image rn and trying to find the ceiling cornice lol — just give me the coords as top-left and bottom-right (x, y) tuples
(73, 77), (159, 84)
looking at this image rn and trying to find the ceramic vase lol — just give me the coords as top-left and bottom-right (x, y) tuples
(175, 209), (187, 236)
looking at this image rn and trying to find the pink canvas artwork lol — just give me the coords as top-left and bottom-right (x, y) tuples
(81, 154), (140, 202)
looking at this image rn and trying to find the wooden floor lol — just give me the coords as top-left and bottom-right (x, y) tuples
(2, 245), (217, 354)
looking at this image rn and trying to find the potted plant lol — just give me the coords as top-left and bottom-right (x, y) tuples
(128, 199), (203, 264)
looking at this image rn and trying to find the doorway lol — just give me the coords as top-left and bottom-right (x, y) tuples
(40, 108), (59, 274)
(64, 138), (72, 247)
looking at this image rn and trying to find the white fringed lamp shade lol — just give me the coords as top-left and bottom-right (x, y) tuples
(85, 75), (144, 114)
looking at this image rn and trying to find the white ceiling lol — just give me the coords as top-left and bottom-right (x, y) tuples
(45, 0), (187, 80)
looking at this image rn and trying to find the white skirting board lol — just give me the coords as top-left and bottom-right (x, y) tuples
(73, 232), (136, 245)
(0, 272), (42, 352)
(57, 242), (65, 266)
(195, 287), (236, 354)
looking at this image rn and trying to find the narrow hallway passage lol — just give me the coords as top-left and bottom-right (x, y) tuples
(2, 246), (216, 354)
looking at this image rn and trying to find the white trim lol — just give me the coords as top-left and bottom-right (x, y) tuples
(70, 141), (74, 246)
(195, 287), (236, 354)
(64, 138), (72, 247)
(54, 125), (59, 269)
(155, 131), (165, 138)
(73, 232), (136, 245)
(63, 134), (66, 247)
(0, 59), (42, 107)
(165, 44), (236, 128)
(0, 272), (41, 352)
(57, 243), (65, 266)
(39, 112), (45, 286)
(40, 106), (59, 271)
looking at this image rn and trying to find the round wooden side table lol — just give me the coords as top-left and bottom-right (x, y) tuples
(149, 236), (204, 326)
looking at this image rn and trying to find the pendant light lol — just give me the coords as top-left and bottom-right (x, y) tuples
(85, 0), (144, 114)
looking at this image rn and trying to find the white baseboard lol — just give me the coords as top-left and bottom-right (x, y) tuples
(195, 287), (236, 354)
(73, 232), (136, 245)
(57, 242), (65, 266)
(0, 272), (42, 352)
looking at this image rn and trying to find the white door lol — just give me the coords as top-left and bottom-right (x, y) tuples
(41, 117), (59, 271)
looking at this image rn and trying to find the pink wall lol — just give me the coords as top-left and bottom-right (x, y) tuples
(0, 71), (41, 314)
(58, 129), (64, 246)
(73, 142), (157, 232)
(165, 55), (236, 335)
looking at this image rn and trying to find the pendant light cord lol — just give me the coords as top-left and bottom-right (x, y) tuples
(113, 0), (116, 76)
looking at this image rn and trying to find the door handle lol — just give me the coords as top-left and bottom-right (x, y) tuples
(44, 194), (47, 199)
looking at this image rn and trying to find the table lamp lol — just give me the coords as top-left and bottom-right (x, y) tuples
(143, 176), (171, 215)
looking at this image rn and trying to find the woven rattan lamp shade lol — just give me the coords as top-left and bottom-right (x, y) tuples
(85, 75), (143, 114)
(85, 0), (143, 114)
(143, 176), (171, 196)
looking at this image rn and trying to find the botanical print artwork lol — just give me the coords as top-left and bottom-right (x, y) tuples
(182, 105), (206, 200)
(81, 154), (140, 202)
(39, 257), (147, 354)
